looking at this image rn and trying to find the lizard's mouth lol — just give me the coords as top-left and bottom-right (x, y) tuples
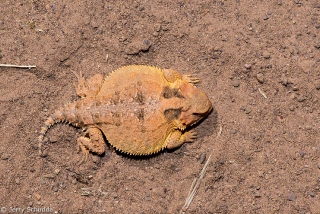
(180, 112), (204, 127)
(180, 102), (213, 127)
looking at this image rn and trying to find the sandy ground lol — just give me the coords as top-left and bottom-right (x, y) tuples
(0, 0), (320, 213)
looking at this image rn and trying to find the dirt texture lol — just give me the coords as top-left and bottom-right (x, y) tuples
(0, 0), (320, 213)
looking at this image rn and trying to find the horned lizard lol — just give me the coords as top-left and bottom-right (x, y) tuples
(38, 65), (213, 162)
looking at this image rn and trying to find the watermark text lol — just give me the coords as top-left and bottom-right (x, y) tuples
(1, 206), (53, 213)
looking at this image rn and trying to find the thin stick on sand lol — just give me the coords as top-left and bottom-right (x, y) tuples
(0, 64), (36, 69)
(180, 125), (222, 214)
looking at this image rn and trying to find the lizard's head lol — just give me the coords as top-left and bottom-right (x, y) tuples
(178, 81), (213, 127)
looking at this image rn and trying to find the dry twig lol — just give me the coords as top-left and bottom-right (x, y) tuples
(258, 88), (267, 99)
(180, 125), (222, 214)
(0, 64), (36, 69)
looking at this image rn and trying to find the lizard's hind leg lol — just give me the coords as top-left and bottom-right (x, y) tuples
(77, 126), (106, 164)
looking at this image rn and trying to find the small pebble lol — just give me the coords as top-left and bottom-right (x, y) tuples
(305, 125), (312, 130)
(279, 77), (289, 86)
(292, 85), (299, 91)
(43, 174), (55, 179)
(298, 60), (314, 73)
(0, 153), (9, 160)
(125, 39), (151, 55)
(258, 171), (264, 178)
(175, 168), (182, 172)
(111, 192), (118, 199)
(288, 192), (296, 201)
(245, 107), (252, 114)
(256, 73), (265, 83)
(254, 193), (261, 198)
(244, 64), (252, 69)
(142, 39), (150, 48)
(314, 80), (320, 90)
(314, 40), (320, 49)
(262, 50), (271, 59)
(199, 153), (206, 164)
(49, 135), (59, 143)
(52, 186), (59, 192)
(232, 79), (240, 87)
(309, 191), (315, 197)
(60, 182), (66, 189)
(145, 193), (151, 201)
(15, 177), (20, 184)
(92, 155), (101, 164)
(54, 169), (60, 175)
(297, 95), (306, 102)
(39, 150), (48, 158)
(33, 193), (41, 201)
(299, 151), (305, 158)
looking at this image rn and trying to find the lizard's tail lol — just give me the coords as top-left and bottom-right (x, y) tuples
(38, 102), (78, 155)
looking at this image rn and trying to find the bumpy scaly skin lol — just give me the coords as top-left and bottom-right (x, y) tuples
(38, 65), (213, 162)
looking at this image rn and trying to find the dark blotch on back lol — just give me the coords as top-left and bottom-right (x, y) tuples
(162, 86), (183, 99)
(164, 108), (182, 122)
(135, 108), (145, 121)
(111, 91), (120, 105)
(134, 90), (145, 105)
(95, 99), (102, 106)
(112, 111), (121, 126)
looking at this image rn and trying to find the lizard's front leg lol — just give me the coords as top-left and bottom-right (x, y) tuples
(166, 129), (197, 150)
(71, 70), (103, 98)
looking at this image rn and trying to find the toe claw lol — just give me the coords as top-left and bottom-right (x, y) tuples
(183, 129), (198, 143)
(182, 75), (200, 84)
